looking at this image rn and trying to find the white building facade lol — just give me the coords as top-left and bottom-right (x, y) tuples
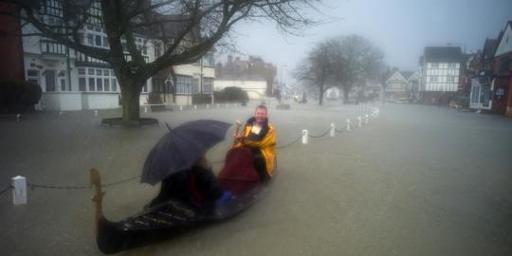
(21, 0), (214, 111)
(419, 47), (464, 104)
(213, 80), (267, 100)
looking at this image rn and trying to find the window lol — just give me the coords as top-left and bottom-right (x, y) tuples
(95, 35), (102, 46)
(104, 79), (110, 91)
(79, 68), (118, 92)
(97, 78), (103, 91)
(112, 78), (117, 91)
(27, 70), (39, 77)
(155, 43), (162, 57)
(202, 78), (214, 94)
(87, 34), (94, 45)
(176, 75), (194, 94)
(44, 0), (63, 17)
(79, 78), (86, 91)
(88, 78), (95, 91)
(60, 79), (66, 91)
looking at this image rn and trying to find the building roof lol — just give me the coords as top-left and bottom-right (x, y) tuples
(482, 38), (499, 60)
(422, 46), (464, 63)
(400, 71), (414, 79)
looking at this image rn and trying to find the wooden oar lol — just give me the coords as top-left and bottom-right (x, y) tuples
(89, 168), (105, 232)
(233, 120), (242, 145)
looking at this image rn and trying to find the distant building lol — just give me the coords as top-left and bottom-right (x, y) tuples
(419, 46), (465, 104)
(0, 3), (24, 81)
(213, 79), (267, 100)
(492, 21), (512, 116)
(468, 39), (497, 111)
(10, 1), (215, 111)
(216, 55), (277, 96)
(384, 70), (420, 102)
(385, 71), (410, 102)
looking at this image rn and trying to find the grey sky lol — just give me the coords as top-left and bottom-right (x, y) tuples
(228, 0), (512, 84)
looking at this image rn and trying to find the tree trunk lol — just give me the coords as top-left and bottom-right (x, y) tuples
(343, 89), (349, 104)
(121, 82), (142, 122)
(318, 84), (324, 106)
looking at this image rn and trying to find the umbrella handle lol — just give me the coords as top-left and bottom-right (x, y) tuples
(233, 120), (242, 145)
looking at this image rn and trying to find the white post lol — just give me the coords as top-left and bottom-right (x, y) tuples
(179, 105), (183, 111)
(16, 114), (21, 123)
(302, 130), (309, 144)
(346, 119), (351, 131)
(94, 110), (98, 116)
(12, 176), (27, 205)
(365, 114), (369, 126)
(144, 106), (148, 113)
(330, 123), (335, 137)
(358, 116), (362, 128)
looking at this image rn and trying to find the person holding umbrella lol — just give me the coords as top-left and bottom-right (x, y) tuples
(148, 155), (232, 209)
(141, 120), (233, 210)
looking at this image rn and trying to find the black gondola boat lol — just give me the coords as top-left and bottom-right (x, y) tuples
(90, 148), (273, 254)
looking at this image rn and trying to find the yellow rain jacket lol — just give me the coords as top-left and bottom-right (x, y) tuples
(234, 119), (277, 177)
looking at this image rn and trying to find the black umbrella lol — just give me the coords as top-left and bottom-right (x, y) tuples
(141, 119), (232, 185)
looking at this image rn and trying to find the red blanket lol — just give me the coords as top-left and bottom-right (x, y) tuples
(218, 148), (261, 195)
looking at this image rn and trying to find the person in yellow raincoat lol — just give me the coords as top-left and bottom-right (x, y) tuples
(234, 105), (276, 182)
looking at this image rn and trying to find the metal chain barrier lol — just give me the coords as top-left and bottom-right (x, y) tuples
(0, 185), (13, 196)
(276, 135), (302, 149)
(308, 128), (332, 139)
(27, 175), (141, 191)
(4, 112), (380, 200)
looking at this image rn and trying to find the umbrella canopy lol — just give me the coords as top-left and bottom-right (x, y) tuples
(141, 120), (232, 185)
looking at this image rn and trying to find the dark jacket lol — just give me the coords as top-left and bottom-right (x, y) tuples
(149, 165), (224, 208)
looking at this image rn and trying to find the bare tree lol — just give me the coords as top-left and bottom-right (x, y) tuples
(332, 35), (384, 102)
(2, 0), (319, 123)
(296, 35), (384, 105)
(295, 39), (334, 105)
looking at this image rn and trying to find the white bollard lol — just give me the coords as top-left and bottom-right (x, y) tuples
(358, 116), (362, 128)
(94, 110), (98, 116)
(144, 106), (148, 113)
(12, 176), (27, 205)
(302, 130), (309, 144)
(179, 105), (183, 111)
(330, 123), (336, 137)
(346, 119), (351, 131)
(365, 114), (369, 126)
(16, 113), (21, 123)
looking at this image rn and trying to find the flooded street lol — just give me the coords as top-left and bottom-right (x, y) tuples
(1, 102), (512, 255)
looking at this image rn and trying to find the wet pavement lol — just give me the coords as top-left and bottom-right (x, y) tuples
(1, 101), (512, 255)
